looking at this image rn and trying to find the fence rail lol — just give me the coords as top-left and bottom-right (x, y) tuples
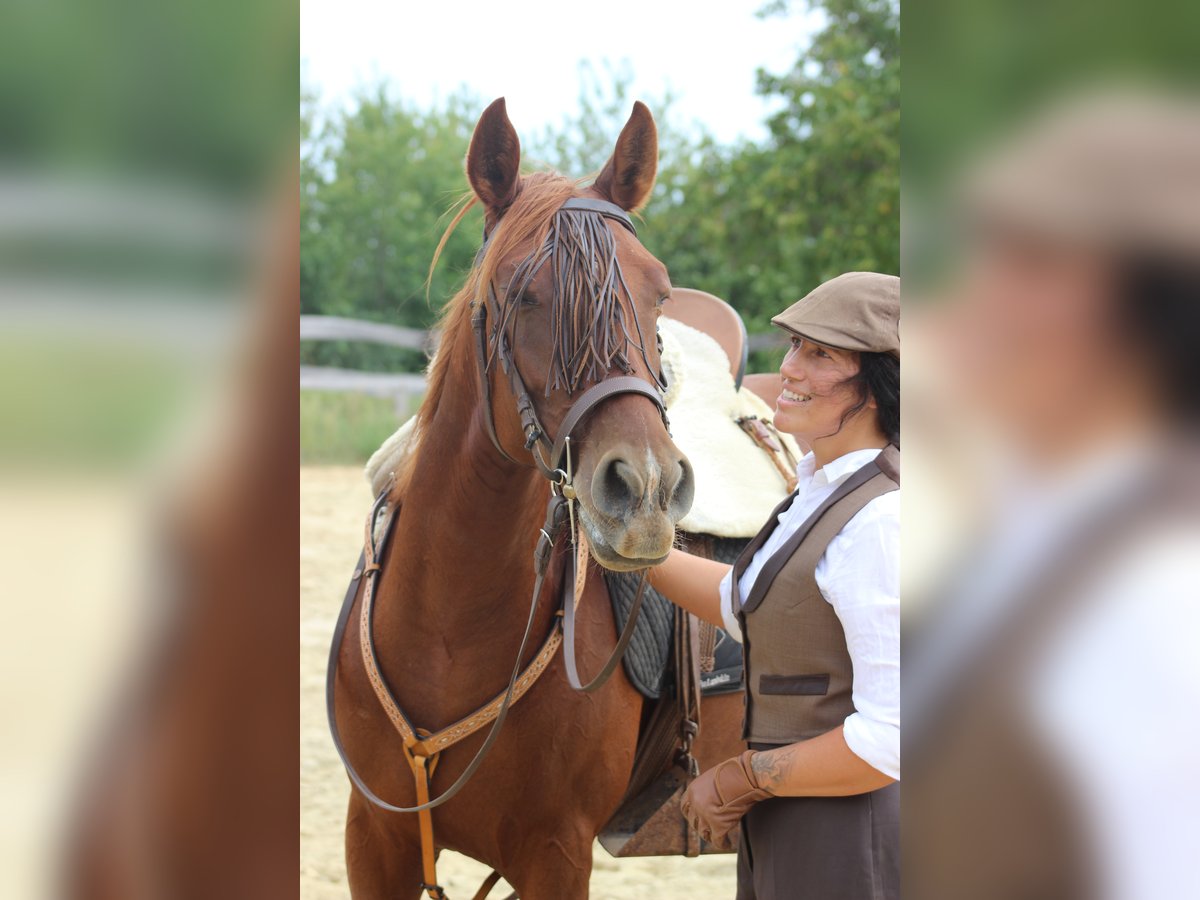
(299, 315), (436, 351)
(300, 314), (787, 411)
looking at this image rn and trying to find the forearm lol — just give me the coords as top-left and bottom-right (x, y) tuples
(647, 548), (730, 629)
(749, 726), (896, 797)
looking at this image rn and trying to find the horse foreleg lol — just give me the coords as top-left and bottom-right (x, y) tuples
(504, 824), (595, 900)
(344, 790), (425, 900)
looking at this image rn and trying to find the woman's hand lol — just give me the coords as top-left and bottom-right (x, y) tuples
(681, 727), (897, 849)
(680, 750), (772, 850)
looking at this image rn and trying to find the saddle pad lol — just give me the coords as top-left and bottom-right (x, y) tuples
(605, 534), (749, 700)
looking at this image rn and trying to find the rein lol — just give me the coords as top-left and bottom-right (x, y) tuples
(327, 196), (666, 900)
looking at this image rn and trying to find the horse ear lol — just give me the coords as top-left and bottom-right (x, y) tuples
(467, 97), (521, 217)
(594, 101), (658, 212)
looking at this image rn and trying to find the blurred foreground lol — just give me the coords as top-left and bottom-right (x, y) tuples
(1, 0), (298, 897)
(903, 84), (1200, 900)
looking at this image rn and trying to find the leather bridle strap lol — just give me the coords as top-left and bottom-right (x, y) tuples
(558, 196), (637, 233)
(548, 376), (667, 476)
(471, 302), (521, 465)
(559, 531), (651, 692)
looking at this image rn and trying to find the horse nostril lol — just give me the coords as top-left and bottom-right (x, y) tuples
(593, 456), (645, 518)
(665, 456), (695, 519)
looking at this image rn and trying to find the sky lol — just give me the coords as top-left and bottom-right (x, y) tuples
(300, 0), (822, 144)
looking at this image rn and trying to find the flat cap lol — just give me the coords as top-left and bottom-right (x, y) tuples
(771, 272), (900, 357)
(961, 91), (1200, 258)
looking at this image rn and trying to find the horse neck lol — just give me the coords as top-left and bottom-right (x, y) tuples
(378, 364), (552, 639)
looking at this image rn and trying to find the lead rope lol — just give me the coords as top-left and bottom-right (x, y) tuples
(554, 435), (652, 693)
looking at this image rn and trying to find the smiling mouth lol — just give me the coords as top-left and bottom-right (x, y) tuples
(779, 388), (812, 404)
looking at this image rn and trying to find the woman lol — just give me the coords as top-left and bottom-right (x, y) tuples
(652, 271), (900, 900)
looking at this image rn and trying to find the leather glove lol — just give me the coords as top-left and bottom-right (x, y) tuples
(680, 750), (772, 850)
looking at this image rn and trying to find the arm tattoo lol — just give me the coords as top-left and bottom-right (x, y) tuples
(750, 749), (787, 791)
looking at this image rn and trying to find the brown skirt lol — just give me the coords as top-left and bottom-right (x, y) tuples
(736, 753), (899, 900)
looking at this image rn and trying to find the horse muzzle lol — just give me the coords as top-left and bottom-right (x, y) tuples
(577, 446), (694, 570)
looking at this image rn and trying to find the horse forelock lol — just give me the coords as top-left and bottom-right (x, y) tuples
(397, 172), (655, 497)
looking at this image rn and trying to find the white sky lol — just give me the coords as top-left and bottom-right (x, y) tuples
(301, 0), (822, 144)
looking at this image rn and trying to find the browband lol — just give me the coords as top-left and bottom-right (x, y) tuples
(478, 196), (636, 251)
(557, 197), (637, 235)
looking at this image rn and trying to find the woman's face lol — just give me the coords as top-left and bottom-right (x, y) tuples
(775, 336), (870, 450)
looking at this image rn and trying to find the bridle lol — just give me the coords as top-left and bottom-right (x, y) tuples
(470, 196), (669, 486)
(469, 194), (669, 691)
(327, 195), (672, 900)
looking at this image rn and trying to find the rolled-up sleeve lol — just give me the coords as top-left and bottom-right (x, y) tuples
(818, 492), (901, 780)
(718, 569), (744, 641)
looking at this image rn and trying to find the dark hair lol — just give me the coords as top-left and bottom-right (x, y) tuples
(838, 351), (900, 446)
(1114, 256), (1200, 425)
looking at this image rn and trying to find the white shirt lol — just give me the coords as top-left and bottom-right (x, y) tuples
(718, 448), (901, 779)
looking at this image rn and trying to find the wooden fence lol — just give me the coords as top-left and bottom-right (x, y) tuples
(299, 316), (433, 413)
(300, 314), (787, 411)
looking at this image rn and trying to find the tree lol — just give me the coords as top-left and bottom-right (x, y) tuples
(641, 0), (899, 339)
(300, 87), (485, 370)
(299, 0), (900, 373)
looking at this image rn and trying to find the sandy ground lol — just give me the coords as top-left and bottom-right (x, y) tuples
(300, 466), (737, 898)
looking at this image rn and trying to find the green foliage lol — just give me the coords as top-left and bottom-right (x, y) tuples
(0, 336), (192, 469)
(301, 85), (484, 369)
(637, 0), (900, 332)
(300, 0), (899, 374)
(1, 0), (296, 192)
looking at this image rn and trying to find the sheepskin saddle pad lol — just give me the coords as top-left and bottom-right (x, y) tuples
(605, 533), (748, 700)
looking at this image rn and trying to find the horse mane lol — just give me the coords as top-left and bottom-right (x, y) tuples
(392, 172), (581, 497)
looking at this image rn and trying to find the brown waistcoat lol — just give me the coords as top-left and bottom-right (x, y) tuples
(734, 445), (899, 745)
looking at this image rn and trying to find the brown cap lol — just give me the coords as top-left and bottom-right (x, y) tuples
(771, 272), (900, 357)
(961, 91), (1200, 258)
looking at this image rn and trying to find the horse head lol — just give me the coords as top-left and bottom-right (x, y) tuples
(463, 97), (693, 571)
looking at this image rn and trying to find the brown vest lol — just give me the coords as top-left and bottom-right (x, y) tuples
(735, 445), (899, 744)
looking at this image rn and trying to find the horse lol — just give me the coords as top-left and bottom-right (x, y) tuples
(332, 97), (746, 899)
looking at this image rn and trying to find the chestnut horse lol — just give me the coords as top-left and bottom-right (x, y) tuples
(333, 98), (744, 899)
